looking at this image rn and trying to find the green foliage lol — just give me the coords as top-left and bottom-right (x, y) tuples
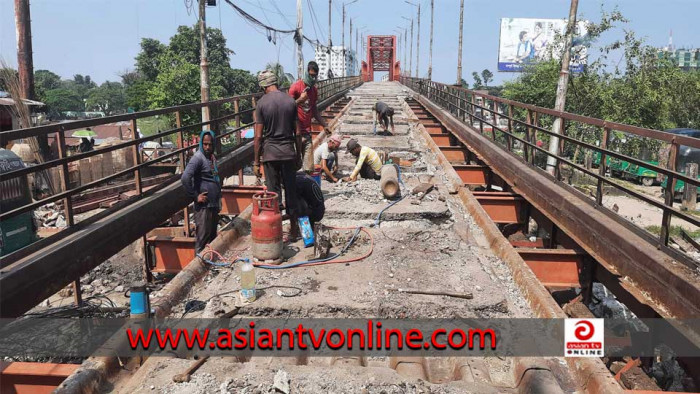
(86, 81), (126, 115)
(481, 69), (493, 87)
(126, 24), (257, 125)
(471, 72), (482, 89)
(147, 51), (200, 110)
(34, 69), (61, 101)
(136, 38), (167, 82)
(124, 78), (154, 112)
(43, 88), (83, 112)
(501, 8), (700, 161)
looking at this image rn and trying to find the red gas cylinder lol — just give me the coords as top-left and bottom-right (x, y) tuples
(251, 191), (283, 264)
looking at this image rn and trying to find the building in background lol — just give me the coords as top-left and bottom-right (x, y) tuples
(314, 45), (357, 79)
(658, 48), (700, 71)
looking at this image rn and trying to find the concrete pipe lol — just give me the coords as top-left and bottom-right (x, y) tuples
(380, 164), (400, 199)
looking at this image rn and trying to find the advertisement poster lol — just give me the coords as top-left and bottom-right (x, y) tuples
(498, 18), (589, 72)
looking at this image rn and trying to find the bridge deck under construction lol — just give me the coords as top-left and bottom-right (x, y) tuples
(1, 80), (699, 393)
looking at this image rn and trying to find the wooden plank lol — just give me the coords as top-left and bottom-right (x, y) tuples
(78, 158), (91, 185)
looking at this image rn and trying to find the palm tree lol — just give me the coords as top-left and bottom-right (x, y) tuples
(264, 62), (296, 88)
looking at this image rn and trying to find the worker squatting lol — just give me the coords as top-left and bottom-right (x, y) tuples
(181, 60), (398, 256)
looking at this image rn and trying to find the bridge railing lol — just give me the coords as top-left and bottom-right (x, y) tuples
(0, 76), (362, 229)
(401, 76), (700, 251)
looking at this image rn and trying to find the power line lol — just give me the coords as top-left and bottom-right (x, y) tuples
(306, 0), (321, 43)
(307, 0), (327, 44)
(224, 0), (297, 34)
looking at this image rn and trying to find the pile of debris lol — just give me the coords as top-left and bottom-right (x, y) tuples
(33, 202), (66, 228)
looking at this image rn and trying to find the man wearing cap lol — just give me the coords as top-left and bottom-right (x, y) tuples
(373, 101), (395, 135)
(181, 130), (221, 253)
(289, 61), (331, 172)
(343, 139), (383, 182)
(254, 69), (301, 226)
(313, 134), (341, 183)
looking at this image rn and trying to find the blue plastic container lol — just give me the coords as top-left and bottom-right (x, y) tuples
(130, 282), (150, 318)
(298, 216), (315, 247)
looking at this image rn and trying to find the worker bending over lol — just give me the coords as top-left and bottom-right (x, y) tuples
(343, 139), (383, 182)
(373, 101), (395, 135)
(313, 134), (341, 182)
(296, 172), (325, 226)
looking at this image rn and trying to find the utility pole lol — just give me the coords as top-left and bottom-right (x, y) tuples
(402, 16), (413, 77)
(342, 0), (358, 77)
(416, 4), (420, 78)
(198, 0), (210, 127)
(15, 0), (35, 102)
(406, 1), (420, 77)
(428, 0), (434, 80)
(296, 0), (304, 79)
(342, 4), (346, 77)
(328, 0), (332, 78)
(457, 0), (464, 85)
(404, 27), (407, 76)
(546, 0), (579, 175)
(350, 18), (353, 55)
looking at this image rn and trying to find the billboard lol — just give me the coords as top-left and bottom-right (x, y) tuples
(498, 18), (589, 72)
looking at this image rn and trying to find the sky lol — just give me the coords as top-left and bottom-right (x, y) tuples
(0, 0), (698, 87)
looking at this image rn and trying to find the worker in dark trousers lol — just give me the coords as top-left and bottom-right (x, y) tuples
(294, 172), (325, 228)
(373, 101), (395, 135)
(254, 70), (301, 240)
(181, 130), (221, 253)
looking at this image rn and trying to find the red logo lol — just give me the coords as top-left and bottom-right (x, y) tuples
(565, 318), (604, 357)
(574, 320), (594, 341)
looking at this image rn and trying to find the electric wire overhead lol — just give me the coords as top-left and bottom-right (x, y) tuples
(223, 0), (334, 52)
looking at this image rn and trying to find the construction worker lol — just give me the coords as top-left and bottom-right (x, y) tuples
(253, 69), (301, 230)
(295, 171), (325, 228)
(289, 61), (331, 172)
(181, 130), (221, 253)
(313, 134), (341, 182)
(373, 101), (395, 135)
(343, 139), (383, 182)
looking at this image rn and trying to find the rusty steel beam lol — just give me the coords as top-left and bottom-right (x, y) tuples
(221, 185), (265, 215)
(415, 94), (700, 320)
(516, 248), (583, 288)
(453, 164), (489, 186)
(430, 134), (452, 146)
(148, 235), (196, 273)
(472, 191), (526, 224)
(0, 143), (253, 318)
(439, 146), (469, 163)
(424, 125), (447, 135)
(1, 361), (78, 394)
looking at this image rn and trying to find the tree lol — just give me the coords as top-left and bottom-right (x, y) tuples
(86, 81), (126, 115)
(34, 70), (61, 101)
(147, 51), (200, 121)
(136, 38), (167, 82)
(265, 62), (295, 88)
(43, 88), (83, 113)
(481, 69), (493, 87)
(472, 72), (483, 89)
